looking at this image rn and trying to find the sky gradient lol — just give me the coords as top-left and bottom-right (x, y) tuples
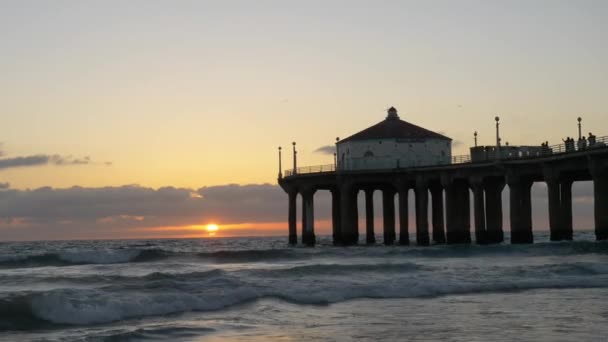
(1, 1), (607, 240)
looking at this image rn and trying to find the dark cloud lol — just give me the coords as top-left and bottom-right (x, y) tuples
(0, 184), (310, 240)
(0, 154), (105, 170)
(0, 183), (9, 190)
(314, 145), (336, 155)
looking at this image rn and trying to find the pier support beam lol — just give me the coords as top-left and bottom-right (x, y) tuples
(397, 182), (410, 245)
(546, 179), (562, 240)
(471, 177), (487, 244)
(288, 190), (297, 245)
(430, 185), (445, 244)
(484, 178), (505, 244)
(339, 182), (358, 245)
(331, 188), (341, 245)
(365, 189), (375, 244)
(443, 181), (456, 244)
(415, 179), (430, 246)
(546, 174), (574, 241)
(444, 178), (471, 244)
(383, 188), (396, 245)
(415, 180), (430, 246)
(508, 176), (534, 244)
(594, 177), (608, 240)
(590, 160), (608, 240)
(560, 179), (573, 240)
(301, 188), (316, 246)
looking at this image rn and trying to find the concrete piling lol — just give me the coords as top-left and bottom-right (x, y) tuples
(383, 188), (396, 245)
(415, 180), (430, 246)
(365, 189), (375, 244)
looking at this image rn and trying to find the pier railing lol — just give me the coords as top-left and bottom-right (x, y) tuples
(284, 164), (335, 177)
(283, 135), (608, 177)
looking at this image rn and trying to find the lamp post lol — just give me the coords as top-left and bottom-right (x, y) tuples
(278, 146), (282, 179)
(333, 152), (337, 169)
(577, 117), (582, 140)
(495, 116), (501, 160)
(335, 137), (340, 170)
(292, 142), (297, 174)
(474, 131), (478, 147)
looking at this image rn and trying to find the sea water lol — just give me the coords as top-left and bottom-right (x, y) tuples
(1, 231), (608, 341)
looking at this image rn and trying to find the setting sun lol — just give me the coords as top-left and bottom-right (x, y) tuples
(206, 224), (219, 233)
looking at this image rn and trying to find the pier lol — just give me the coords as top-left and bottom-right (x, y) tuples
(278, 109), (608, 246)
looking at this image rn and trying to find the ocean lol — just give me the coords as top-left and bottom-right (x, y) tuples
(1, 231), (608, 341)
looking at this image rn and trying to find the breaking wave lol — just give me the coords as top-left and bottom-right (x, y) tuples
(0, 248), (169, 268)
(2, 260), (608, 330)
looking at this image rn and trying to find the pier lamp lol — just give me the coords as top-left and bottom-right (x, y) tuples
(292, 142), (297, 174)
(495, 116), (501, 160)
(578, 117), (582, 140)
(335, 137), (340, 169)
(474, 131), (478, 147)
(278, 146), (282, 179)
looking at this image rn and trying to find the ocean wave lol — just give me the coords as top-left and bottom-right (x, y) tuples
(0, 248), (169, 269)
(497, 262), (608, 277)
(2, 264), (608, 329)
(2, 240), (608, 269)
(253, 262), (424, 277)
(196, 249), (306, 263)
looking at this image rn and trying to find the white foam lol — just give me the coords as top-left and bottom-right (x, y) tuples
(30, 286), (259, 325)
(27, 268), (608, 325)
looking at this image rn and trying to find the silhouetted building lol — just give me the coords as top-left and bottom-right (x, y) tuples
(337, 107), (452, 170)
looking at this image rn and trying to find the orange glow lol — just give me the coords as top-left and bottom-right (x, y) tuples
(123, 220), (335, 239)
(206, 224), (219, 236)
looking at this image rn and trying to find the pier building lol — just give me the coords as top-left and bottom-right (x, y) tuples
(278, 107), (608, 247)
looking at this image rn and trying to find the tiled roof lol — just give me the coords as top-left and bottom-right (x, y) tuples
(339, 109), (451, 143)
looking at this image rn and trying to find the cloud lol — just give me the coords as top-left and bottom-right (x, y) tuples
(314, 145), (335, 155)
(0, 183), (9, 190)
(0, 183), (314, 240)
(0, 154), (107, 170)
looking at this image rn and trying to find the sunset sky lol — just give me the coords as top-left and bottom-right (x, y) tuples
(1, 0), (607, 240)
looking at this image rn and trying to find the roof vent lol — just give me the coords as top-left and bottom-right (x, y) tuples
(386, 107), (399, 120)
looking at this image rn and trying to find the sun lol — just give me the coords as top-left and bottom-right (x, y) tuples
(206, 224), (219, 233)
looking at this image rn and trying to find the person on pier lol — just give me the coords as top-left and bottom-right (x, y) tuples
(563, 137), (575, 152)
(541, 141), (551, 156)
(589, 132), (597, 146)
(578, 136), (587, 150)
